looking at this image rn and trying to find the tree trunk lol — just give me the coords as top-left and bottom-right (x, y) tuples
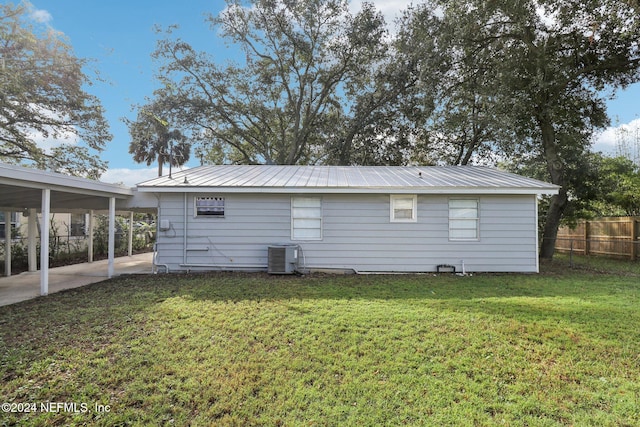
(157, 155), (164, 177)
(537, 114), (567, 260)
(539, 188), (568, 259)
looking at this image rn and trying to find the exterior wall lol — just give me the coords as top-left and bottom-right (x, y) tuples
(154, 192), (539, 273)
(2, 212), (87, 241)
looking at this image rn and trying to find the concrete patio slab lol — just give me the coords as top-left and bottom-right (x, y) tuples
(0, 252), (154, 307)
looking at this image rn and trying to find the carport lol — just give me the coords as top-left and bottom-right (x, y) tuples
(0, 163), (153, 296)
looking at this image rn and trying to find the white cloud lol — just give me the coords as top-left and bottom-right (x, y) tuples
(19, 105), (80, 153)
(30, 9), (52, 24)
(28, 128), (79, 153)
(101, 168), (160, 187)
(592, 117), (640, 156)
(350, 0), (413, 25)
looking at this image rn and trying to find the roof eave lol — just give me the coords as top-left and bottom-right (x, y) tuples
(136, 185), (560, 195)
(0, 163), (134, 198)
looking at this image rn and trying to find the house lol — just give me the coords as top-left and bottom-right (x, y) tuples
(0, 162), (141, 294)
(1, 211), (89, 241)
(137, 165), (559, 273)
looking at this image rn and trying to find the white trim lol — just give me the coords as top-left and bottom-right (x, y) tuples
(448, 198), (479, 241)
(137, 186), (558, 196)
(291, 196), (323, 241)
(27, 209), (37, 272)
(108, 197), (115, 278)
(0, 162), (132, 197)
(535, 196), (540, 273)
(390, 194), (417, 223)
(194, 196), (225, 218)
(40, 189), (50, 296)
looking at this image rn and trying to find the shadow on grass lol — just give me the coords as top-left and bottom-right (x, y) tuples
(1, 271), (637, 348)
(1, 269), (636, 310)
(1, 269), (638, 427)
(0, 272), (633, 330)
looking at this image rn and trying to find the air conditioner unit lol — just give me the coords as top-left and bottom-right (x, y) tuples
(268, 245), (299, 274)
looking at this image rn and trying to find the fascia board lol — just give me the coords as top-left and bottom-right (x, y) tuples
(136, 186), (560, 196)
(0, 170), (133, 198)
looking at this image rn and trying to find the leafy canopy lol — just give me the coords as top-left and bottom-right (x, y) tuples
(136, 0), (421, 166)
(126, 100), (191, 177)
(0, 1), (111, 178)
(408, 0), (640, 258)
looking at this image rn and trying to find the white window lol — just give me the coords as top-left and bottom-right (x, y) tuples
(291, 197), (322, 240)
(195, 196), (225, 217)
(0, 212), (18, 239)
(449, 199), (479, 240)
(70, 213), (86, 237)
(390, 195), (417, 222)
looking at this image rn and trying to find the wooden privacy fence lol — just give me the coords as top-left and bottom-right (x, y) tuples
(555, 217), (640, 260)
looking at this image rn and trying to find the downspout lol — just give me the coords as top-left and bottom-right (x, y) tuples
(153, 193), (169, 274)
(535, 195), (540, 273)
(183, 192), (188, 265)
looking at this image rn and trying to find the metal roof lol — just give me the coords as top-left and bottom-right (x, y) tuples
(0, 162), (134, 211)
(137, 165), (559, 195)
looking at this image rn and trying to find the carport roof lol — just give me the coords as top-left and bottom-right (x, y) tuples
(0, 163), (134, 211)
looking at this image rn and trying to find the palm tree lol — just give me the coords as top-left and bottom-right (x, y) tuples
(127, 110), (190, 176)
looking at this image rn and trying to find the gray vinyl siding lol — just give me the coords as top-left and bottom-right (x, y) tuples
(154, 192), (539, 273)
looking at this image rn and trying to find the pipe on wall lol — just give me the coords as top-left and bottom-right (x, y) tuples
(183, 192), (188, 265)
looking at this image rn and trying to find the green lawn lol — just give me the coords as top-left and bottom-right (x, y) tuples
(1, 267), (639, 426)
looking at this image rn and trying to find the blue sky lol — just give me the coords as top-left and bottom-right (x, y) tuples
(26, 0), (640, 185)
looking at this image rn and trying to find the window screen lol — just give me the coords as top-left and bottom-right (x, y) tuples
(449, 199), (479, 240)
(390, 195), (417, 222)
(195, 197), (225, 217)
(291, 197), (322, 240)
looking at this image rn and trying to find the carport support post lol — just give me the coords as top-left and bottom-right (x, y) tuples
(88, 210), (94, 263)
(4, 210), (11, 277)
(108, 197), (115, 278)
(128, 211), (134, 257)
(40, 189), (50, 296)
(27, 209), (37, 272)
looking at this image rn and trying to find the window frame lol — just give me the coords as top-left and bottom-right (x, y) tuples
(70, 213), (86, 237)
(291, 196), (323, 241)
(194, 196), (226, 218)
(448, 198), (479, 241)
(390, 194), (418, 223)
(0, 212), (18, 240)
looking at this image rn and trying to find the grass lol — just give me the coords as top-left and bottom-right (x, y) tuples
(1, 266), (639, 426)
(552, 252), (640, 275)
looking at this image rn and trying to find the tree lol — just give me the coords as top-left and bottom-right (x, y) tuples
(407, 0), (640, 258)
(397, 3), (517, 167)
(594, 156), (640, 216)
(505, 152), (640, 231)
(614, 118), (640, 165)
(126, 102), (191, 177)
(0, 1), (111, 178)
(144, 0), (419, 166)
(329, 2), (443, 166)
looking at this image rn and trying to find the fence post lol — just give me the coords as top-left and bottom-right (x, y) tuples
(569, 239), (574, 268)
(632, 218), (639, 261)
(584, 220), (590, 256)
